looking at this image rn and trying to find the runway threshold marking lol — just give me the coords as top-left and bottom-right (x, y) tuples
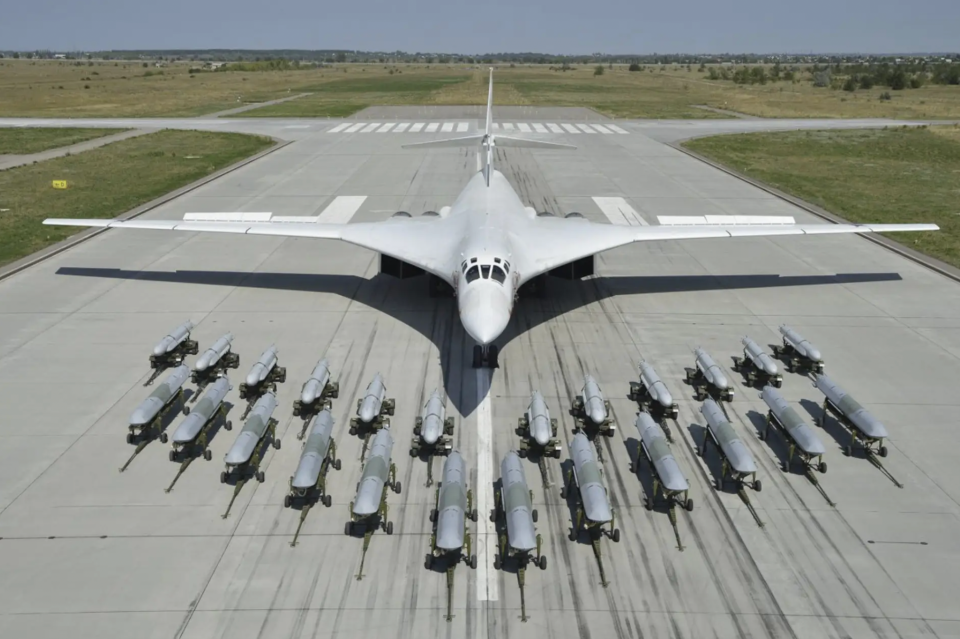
(317, 196), (367, 223)
(593, 196), (649, 226)
(328, 123), (350, 133)
(476, 368), (499, 602)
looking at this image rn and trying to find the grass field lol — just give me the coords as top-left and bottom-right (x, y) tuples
(0, 127), (124, 154)
(683, 125), (960, 268)
(0, 129), (273, 267)
(2, 60), (958, 119)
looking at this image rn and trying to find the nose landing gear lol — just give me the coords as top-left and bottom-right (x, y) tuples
(472, 345), (499, 369)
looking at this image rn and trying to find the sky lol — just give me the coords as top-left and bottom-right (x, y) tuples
(0, 0), (957, 54)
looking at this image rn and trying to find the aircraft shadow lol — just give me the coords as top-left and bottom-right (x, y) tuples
(57, 267), (902, 417)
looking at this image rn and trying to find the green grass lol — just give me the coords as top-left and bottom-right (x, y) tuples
(683, 126), (960, 268)
(0, 129), (273, 267)
(0, 127), (124, 154)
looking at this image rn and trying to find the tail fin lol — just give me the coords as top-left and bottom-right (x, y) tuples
(485, 67), (493, 137)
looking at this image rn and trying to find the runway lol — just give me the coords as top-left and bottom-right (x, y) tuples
(0, 110), (958, 639)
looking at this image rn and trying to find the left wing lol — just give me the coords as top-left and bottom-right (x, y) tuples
(517, 217), (939, 284)
(42, 216), (462, 281)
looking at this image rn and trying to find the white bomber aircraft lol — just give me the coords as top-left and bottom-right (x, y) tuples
(45, 70), (938, 369)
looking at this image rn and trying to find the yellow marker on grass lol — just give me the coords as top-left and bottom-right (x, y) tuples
(52, 180), (68, 189)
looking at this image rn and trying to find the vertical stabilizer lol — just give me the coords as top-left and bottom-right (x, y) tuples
(483, 68), (494, 186)
(485, 68), (494, 137)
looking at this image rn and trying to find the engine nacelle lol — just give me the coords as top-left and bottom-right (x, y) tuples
(380, 254), (424, 279)
(549, 255), (594, 280)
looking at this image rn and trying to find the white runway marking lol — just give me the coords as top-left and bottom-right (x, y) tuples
(426, 123), (440, 133)
(517, 123), (531, 132)
(410, 122), (425, 132)
(576, 123), (596, 134)
(593, 196), (649, 226)
(376, 123), (395, 132)
(607, 124), (629, 134)
(592, 124), (614, 134)
(503, 123), (515, 131)
(360, 123), (380, 133)
(441, 122), (454, 132)
(393, 122), (410, 132)
(456, 122), (469, 132)
(345, 123), (365, 133)
(532, 123), (547, 133)
(317, 196), (367, 223)
(324, 122), (630, 135)
(561, 124), (581, 133)
(476, 369), (499, 602)
(547, 123), (564, 133)
(492, 123), (501, 131)
(328, 123), (350, 133)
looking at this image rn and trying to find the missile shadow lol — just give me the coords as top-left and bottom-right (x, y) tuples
(623, 436), (668, 514)
(798, 398), (857, 458)
(686, 422), (727, 491)
(558, 458), (592, 546)
(745, 409), (800, 475)
(56, 267), (902, 417)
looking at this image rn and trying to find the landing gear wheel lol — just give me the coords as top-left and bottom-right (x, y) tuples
(539, 556), (547, 570)
(160, 432), (168, 444)
(386, 521), (394, 535)
(323, 494), (332, 508)
(612, 528), (621, 543)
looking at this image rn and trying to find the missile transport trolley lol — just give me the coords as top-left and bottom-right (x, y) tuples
(288, 409), (342, 546)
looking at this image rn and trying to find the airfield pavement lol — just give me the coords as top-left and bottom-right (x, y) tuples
(0, 107), (958, 639)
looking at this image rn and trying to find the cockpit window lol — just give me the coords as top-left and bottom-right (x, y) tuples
(470, 257), (478, 263)
(491, 266), (506, 284)
(465, 266), (480, 283)
(461, 261), (468, 273)
(503, 261), (510, 273)
(494, 257), (501, 264)
(481, 265), (491, 279)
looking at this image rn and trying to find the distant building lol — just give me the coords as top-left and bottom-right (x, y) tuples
(53, 53), (66, 59)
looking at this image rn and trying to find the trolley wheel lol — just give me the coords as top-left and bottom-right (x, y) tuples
(879, 445), (888, 458)
(818, 461), (828, 474)
(203, 449), (212, 461)
(169, 450), (177, 462)
(518, 448), (527, 459)
(409, 447), (417, 457)
(685, 498), (694, 512)
(220, 471), (227, 484)
(569, 530), (577, 542)
(425, 554), (432, 570)
(758, 430), (766, 441)
(335, 459), (342, 471)
(471, 508), (478, 522)
(386, 521), (394, 535)
(645, 499), (653, 511)
(160, 432), (168, 444)
(284, 495), (291, 508)
(754, 479), (762, 493)
(612, 528), (621, 543)
(532, 509), (538, 523)
(539, 556), (547, 570)
(323, 494), (332, 508)
(394, 481), (402, 494)
(430, 508), (437, 523)
(349, 426), (357, 437)
(345, 522), (352, 536)
(126, 433), (134, 445)
(225, 421), (232, 431)
(470, 554), (477, 569)
(560, 486), (567, 499)
(256, 470), (265, 482)
(554, 447), (562, 457)
(273, 439), (281, 450)
(493, 555), (501, 570)
(845, 445), (852, 457)
(182, 405), (190, 416)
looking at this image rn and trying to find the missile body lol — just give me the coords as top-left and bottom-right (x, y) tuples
(814, 374), (888, 441)
(695, 348), (729, 390)
(419, 390), (446, 446)
(291, 409), (336, 492)
(245, 345), (278, 386)
(700, 399), (757, 475)
(172, 377), (231, 443)
(761, 386), (825, 456)
(152, 321), (194, 356)
(195, 333), (234, 372)
(639, 361), (674, 408)
(300, 359), (332, 405)
(526, 391), (554, 447)
(224, 392), (278, 466)
(435, 451), (468, 550)
(779, 325), (823, 363)
(635, 412), (689, 493)
(500, 452), (538, 551)
(570, 433), (612, 523)
(130, 365), (189, 426)
(357, 373), (387, 423)
(353, 428), (394, 516)
(742, 337), (779, 376)
(580, 376), (609, 426)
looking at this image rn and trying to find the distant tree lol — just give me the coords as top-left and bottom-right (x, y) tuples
(594, 65), (604, 76)
(859, 74), (874, 89)
(879, 91), (892, 101)
(629, 63), (641, 72)
(842, 77), (857, 92)
(812, 69), (832, 87)
(909, 73), (925, 89)
(889, 68), (907, 90)
(12, 52), (19, 59)
(698, 62), (706, 72)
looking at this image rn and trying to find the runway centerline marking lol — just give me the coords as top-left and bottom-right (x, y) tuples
(476, 369), (498, 602)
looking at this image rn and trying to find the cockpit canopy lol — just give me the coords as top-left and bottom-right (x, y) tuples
(462, 256), (510, 285)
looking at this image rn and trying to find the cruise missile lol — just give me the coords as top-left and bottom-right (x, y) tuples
(195, 333), (234, 372)
(774, 325), (824, 373)
(572, 376), (616, 437)
(222, 392), (280, 480)
(411, 389), (454, 456)
(733, 336), (783, 388)
(146, 321), (198, 385)
(244, 345), (280, 387)
(760, 385), (827, 473)
(350, 373), (395, 435)
(687, 347), (734, 401)
(294, 358), (339, 420)
(699, 399), (760, 491)
(287, 409), (342, 546)
(170, 376), (232, 461)
(237, 345), (285, 417)
(814, 374), (889, 458)
(128, 364), (190, 443)
(634, 411), (692, 550)
(629, 360), (679, 420)
(348, 427), (400, 533)
(517, 391), (561, 458)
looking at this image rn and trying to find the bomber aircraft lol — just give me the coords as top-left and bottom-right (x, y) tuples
(45, 71), (938, 369)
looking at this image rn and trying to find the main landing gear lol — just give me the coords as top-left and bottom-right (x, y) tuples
(472, 345), (499, 369)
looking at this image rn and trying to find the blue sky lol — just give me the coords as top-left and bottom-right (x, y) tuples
(1, 0), (956, 54)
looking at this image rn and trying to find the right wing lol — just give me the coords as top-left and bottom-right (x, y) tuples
(43, 216), (462, 281)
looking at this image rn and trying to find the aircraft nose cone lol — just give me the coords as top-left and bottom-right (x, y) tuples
(460, 287), (510, 345)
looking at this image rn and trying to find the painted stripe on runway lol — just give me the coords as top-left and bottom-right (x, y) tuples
(561, 124), (581, 133)
(376, 123), (395, 132)
(607, 124), (629, 134)
(476, 369), (499, 602)
(591, 124), (613, 134)
(426, 123), (440, 132)
(345, 123), (365, 133)
(317, 195), (367, 223)
(517, 123), (531, 132)
(503, 123), (515, 131)
(576, 123), (596, 134)
(393, 122), (410, 132)
(360, 123), (380, 133)
(492, 123), (501, 131)
(547, 123), (564, 133)
(593, 196), (649, 226)
(532, 123), (547, 133)
(441, 122), (454, 132)
(329, 123), (350, 133)
(456, 122), (469, 132)
(410, 122), (425, 132)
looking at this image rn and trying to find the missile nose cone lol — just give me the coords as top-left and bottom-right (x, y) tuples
(588, 405), (606, 424)
(806, 346), (822, 362)
(153, 339), (171, 356)
(533, 427), (550, 447)
(245, 371), (259, 386)
(763, 361), (778, 376)
(359, 400), (378, 423)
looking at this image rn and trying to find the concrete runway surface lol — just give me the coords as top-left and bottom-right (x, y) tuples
(0, 108), (957, 639)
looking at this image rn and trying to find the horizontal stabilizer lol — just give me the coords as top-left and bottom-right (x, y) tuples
(494, 135), (577, 150)
(402, 135), (485, 150)
(658, 215), (796, 226)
